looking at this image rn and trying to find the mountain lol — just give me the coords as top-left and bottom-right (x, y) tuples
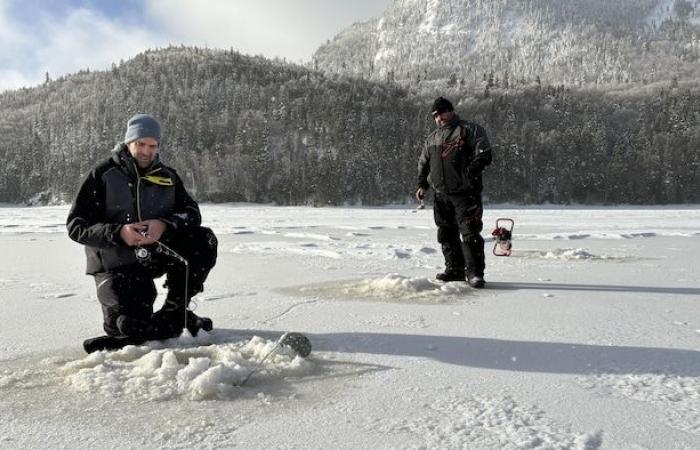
(0, 47), (427, 206)
(307, 0), (700, 205)
(0, 45), (698, 206)
(313, 0), (700, 90)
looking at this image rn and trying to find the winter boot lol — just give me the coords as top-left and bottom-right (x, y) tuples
(83, 335), (144, 353)
(467, 274), (486, 289)
(186, 311), (213, 336)
(150, 309), (186, 339)
(115, 315), (171, 340)
(436, 270), (466, 282)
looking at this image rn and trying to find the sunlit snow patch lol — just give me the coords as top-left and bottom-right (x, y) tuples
(290, 274), (473, 304)
(0, 278), (16, 287)
(579, 373), (700, 435)
(521, 248), (629, 261)
(369, 392), (602, 449)
(228, 241), (342, 259)
(33, 335), (315, 401)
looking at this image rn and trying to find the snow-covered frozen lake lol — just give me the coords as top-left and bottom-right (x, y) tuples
(0, 204), (698, 449)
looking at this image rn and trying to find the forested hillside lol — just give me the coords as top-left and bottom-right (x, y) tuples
(0, 47), (426, 205)
(1, 44), (698, 206)
(467, 85), (700, 204)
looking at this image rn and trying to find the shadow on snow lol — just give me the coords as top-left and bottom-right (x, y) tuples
(217, 328), (700, 378)
(487, 281), (700, 296)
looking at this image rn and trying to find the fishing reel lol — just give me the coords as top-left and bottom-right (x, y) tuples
(134, 246), (152, 262)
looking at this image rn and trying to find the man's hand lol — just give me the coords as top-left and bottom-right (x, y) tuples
(118, 220), (167, 246)
(415, 187), (426, 202)
(119, 223), (148, 247)
(138, 219), (167, 245)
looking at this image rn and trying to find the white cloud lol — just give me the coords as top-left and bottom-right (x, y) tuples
(0, 0), (392, 91)
(35, 9), (167, 80)
(0, 69), (36, 92)
(145, 0), (390, 62)
(0, 0), (35, 90)
(0, 0), (25, 53)
(0, 4), (167, 91)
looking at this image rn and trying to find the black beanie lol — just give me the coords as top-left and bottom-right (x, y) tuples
(431, 97), (454, 115)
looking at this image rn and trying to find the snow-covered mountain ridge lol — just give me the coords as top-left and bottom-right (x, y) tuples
(313, 0), (700, 89)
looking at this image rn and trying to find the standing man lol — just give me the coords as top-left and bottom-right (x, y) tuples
(416, 97), (493, 288)
(67, 114), (218, 348)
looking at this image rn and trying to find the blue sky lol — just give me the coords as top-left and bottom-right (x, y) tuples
(0, 0), (392, 91)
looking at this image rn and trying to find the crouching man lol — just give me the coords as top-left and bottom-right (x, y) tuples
(67, 114), (217, 345)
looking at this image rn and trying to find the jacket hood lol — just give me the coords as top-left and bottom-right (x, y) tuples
(111, 142), (162, 174)
(111, 142), (127, 158)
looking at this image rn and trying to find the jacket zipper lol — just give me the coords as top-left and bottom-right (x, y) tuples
(132, 163), (163, 222)
(439, 126), (457, 188)
(132, 161), (143, 222)
(439, 130), (446, 187)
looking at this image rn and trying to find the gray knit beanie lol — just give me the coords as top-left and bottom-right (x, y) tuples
(124, 114), (162, 144)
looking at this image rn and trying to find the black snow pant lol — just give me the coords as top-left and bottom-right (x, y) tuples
(93, 226), (218, 336)
(433, 192), (485, 277)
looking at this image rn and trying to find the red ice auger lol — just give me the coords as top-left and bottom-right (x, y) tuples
(491, 218), (514, 256)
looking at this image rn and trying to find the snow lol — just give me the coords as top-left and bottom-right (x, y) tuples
(418, 0), (441, 33)
(0, 204), (699, 449)
(646, 0), (676, 26)
(646, 0), (700, 26)
(60, 335), (313, 401)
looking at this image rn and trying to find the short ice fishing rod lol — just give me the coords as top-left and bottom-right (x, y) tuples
(135, 230), (189, 333)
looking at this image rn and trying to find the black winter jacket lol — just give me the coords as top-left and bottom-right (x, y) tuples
(67, 144), (201, 274)
(417, 115), (493, 195)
